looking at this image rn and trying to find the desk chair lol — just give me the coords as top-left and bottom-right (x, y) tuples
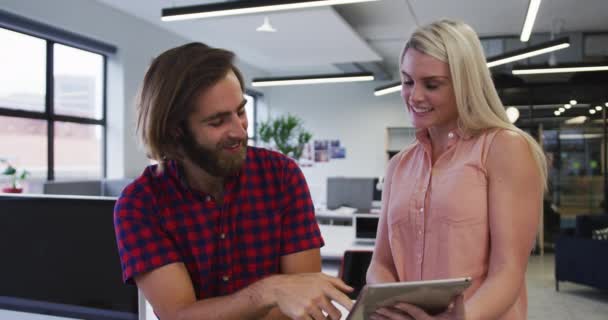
(338, 250), (373, 299)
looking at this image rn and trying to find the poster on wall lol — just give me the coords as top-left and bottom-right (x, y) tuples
(313, 139), (346, 162)
(314, 140), (329, 162)
(330, 140), (346, 159)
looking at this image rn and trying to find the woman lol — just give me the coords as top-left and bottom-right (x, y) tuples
(366, 19), (547, 320)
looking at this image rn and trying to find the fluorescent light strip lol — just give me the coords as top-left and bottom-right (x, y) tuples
(162, 0), (380, 21)
(513, 65), (608, 75)
(374, 85), (401, 96)
(487, 42), (569, 68)
(520, 0), (542, 42)
(252, 75), (374, 87)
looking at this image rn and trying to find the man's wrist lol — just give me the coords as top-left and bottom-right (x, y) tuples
(246, 274), (282, 308)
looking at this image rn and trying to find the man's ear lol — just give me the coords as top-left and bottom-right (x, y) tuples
(174, 127), (184, 139)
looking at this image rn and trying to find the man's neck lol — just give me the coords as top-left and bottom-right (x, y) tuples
(180, 158), (224, 201)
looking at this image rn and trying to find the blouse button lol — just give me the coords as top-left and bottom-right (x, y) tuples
(222, 275), (230, 282)
(448, 132), (454, 138)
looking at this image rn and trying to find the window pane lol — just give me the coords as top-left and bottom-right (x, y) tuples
(245, 94), (255, 138)
(54, 122), (103, 179)
(0, 116), (48, 179)
(54, 44), (104, 119)
(0, 28), (46, 112)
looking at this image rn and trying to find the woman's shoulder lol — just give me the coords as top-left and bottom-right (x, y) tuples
(484, 128), (535, 169)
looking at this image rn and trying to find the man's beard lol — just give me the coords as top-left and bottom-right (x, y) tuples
(180, 130), (247, 177)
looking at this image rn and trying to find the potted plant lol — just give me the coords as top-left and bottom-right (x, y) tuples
(258, 114), (312, 161)
(1, 158), (29, 193)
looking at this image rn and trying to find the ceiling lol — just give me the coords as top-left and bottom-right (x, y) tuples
(95, 0), (608, 80)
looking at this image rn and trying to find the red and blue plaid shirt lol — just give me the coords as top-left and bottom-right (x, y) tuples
(113, 147), (323, 298)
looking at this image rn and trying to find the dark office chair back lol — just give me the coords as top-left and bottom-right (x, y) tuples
(339, 250), (373, 299)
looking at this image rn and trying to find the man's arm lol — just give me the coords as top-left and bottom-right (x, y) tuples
(135, 262), (272, 320)
(137, 249), (354, 320)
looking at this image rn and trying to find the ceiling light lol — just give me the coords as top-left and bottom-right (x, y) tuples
(605, 102), (608, 107)
(506, 107), (520, 123)
(374, 81), (401, 96)
(564, 104), (571, 109)
(256, 16), (277, 32)
(251, 72), (374, 87)
(570, 99), (577, 105)
(554, 111), (560, 116)
(564, 116), (587, 125)
(590, 109), (596, 114)
(487, 37), (569, 68)
(513, 63), (608, 75)
(559, 107), (565, 112)
(520, 0), (542, 42)
(596, 106), (603, 111)
(162, 0), (380, 21)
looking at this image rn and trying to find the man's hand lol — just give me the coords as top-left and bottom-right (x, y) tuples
(369, 294), (465, 320)
(261, 272), (354, 320)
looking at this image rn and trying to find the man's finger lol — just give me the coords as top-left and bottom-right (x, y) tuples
(324, 287), (354, 311)
(319, 300), (342, 320)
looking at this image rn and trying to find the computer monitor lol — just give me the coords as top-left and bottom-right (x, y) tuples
(0, 194), (138, 320)
(354, 213), (379, 243)
(326, 177), (375, 213)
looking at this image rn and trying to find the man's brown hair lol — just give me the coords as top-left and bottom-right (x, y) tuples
(136, 42), (245, 168)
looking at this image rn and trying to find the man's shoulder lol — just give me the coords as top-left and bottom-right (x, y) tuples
(246, 146), (295, 168)
(118, 164), (166, 199)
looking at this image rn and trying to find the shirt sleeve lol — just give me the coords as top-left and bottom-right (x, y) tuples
(280, 159), (324, 255)
(113, 184), (181, 284)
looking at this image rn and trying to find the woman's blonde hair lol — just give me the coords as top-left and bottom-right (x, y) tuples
(401, 19), (547, 189)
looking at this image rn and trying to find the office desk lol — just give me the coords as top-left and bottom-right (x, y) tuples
(319, 225), (375, 260)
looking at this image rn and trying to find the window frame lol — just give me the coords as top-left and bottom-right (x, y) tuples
(0, 25), (108, 180)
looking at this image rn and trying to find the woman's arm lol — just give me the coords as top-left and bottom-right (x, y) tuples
(367, 156), (400, 284)
(465, 130), (543, 320)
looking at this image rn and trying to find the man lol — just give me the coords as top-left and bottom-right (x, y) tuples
(113, 42), (353, 320)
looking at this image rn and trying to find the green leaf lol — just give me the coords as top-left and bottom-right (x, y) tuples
(257, 114), (313, 160)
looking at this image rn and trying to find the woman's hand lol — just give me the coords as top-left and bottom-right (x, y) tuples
(369, 294), (465, 320)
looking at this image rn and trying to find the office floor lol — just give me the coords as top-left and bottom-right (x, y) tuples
(526, 254), (608, 320)
(322, 253), (608, 320)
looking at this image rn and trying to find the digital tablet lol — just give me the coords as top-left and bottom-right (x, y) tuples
(346, 277), (472, 320)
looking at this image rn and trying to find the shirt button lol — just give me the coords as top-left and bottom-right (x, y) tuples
(419, 207), (424, 213)
(222, 275), (230, 282)
(448, 132), (454, 138)
(220, 233), (226, 239)
(418, 230), (422, 235)
(205, 195), (211, 202)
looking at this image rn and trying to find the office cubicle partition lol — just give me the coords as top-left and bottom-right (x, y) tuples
(0, 194), (138, 320)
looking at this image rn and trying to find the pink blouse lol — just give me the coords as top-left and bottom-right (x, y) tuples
(373, 128), (527, 319)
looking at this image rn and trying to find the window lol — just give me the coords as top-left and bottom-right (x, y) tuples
(244, 92), (257, 144)
(0, 26), (107, 180)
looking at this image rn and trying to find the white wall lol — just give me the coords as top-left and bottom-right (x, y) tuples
(261, 81), (411, 206)
(2, 0), (266, 179)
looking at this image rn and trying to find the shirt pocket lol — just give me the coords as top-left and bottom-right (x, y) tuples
(436, 217), (488, 279)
